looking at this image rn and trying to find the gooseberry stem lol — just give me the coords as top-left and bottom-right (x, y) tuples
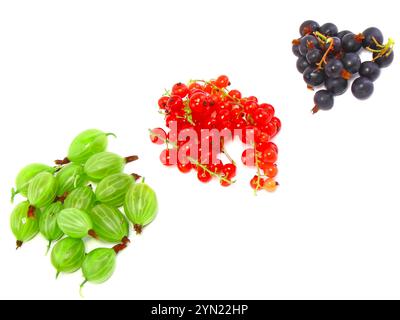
(125, 155), (139, 163)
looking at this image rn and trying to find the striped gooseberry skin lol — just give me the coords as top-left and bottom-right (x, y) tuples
(91, 204), (129, 243)
(13, 163), (55, 198)
(64, 186), (96, 212)
(67, 129), (112, 164)
(10, 201), (40, 247)
(95, 173), (134, 207)
(82, 248), (116, 284)
(84, 152), (125, 182)
(55, 163), (86, 196)
(51, 237), (85, 275)
(39, 202), (64, 244)
(27, 172), (57, 208)
(57, 208), (93, 239)
(124, 182), (158, 233)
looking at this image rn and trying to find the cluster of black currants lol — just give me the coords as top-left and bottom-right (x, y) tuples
(293, 20), (395, 113)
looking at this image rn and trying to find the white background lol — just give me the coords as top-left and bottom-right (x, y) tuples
(0, 0), (399, 300)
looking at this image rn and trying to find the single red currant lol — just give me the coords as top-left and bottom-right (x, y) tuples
(262, 148), (278, 163)
(172, 83), (189, 98)
(215, 75), (230, 88)
(264, 178), (278, 192)
(167, 95), (183, 113)
(178, 161), (192, 173)
(261, 163), (278, 178)
(197, 168), (212, 183)
(250, 175), (265, 190)
(158, 96), (169, 110)
(222, 163), (237, 179)
(228, 89), (242, 100)
(189, 92), (208, 113)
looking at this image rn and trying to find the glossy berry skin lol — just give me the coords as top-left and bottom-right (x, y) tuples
(95, 173), (134, 207)
(13, 163), (55, 199)
(82, 248), (116, 284)
(351, 77), (374, 100)
(362, 27), (384, 49)
(359, 61), (381, 81)
(124, 182), (158, 234)
(264, 178), (278, 192)
(91, 204), (129, 243)
(325, 78), (348, 96)
(342, 53), (361, 74)
(171, 83), (189, 98)
(299, 35), (319, 56)
(303, 66), (325, 87)
(197, 168), (212, 183)
(84, 152), (125, 182)
(57, 208), (93, 239)
(68, 129), (112, 164)
(10, 201), (39, 248)
(374, 51), (394, 68)
(306, 49), (323, 64)
(342, 33), (362, 53)
(299, 20), (320, 36)
(324, 59), (344, 78)
(64, 186), (96, 212)
(292, 44), (301, 57)
(216, 75), (230, 88)
(296, 57), (310, 73)
(51, 237), (85, 276)
(337, 30), (351, 40)
(250, 176), (265, 190)
(39, 202), (64, 245)
(319, 23), (338, 37)
(56, 163), (86, 196)
(314, 90), (334, 110)
(27, 172), (57, 209)
(262, 163), (278, 178)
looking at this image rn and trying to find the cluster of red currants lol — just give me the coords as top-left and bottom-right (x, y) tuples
(150, 75), (281, 192)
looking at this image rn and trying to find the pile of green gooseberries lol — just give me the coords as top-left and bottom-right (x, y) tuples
(10, 129), (158, 292)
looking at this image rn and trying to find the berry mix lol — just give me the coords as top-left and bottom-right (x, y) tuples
(150, 75), (281, 193)
(10, 129), (158, 292)
(293, 20), (395, 113)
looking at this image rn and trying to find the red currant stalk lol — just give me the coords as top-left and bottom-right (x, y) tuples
(149, 129), (234, 186)
(252, 144), (265, 194)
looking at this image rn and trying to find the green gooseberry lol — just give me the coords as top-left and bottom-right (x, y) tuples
(95, 173), (135, 207)
(64, 186), (96, 212)
(67, 129), (115, 164)
(55, 163), (86, 196)
(81, 248), (116, 289)
(51, 237), (85, 278)
(91, 204), (129, 243)
(39, 202), (64, 252)
(124, 181), (158, 234)
(57, 208), (95, 239)
(11, 163), (55, 202)
(84, 152), (138, 182)
(10, 201), (40, 249)
(27, 172), (57, 209)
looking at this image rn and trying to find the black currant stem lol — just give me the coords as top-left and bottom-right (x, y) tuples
(367, 37), (395, 59)
(317, 38), (334, 69)
(314, 31), (328, 42)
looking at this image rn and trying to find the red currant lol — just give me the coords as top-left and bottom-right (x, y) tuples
(167, 95), (183, 113)
(215, 75), (230, 88)
(262, 148), (278, 163)
(222, 163), (236, 179)
(197, 168), (212, 183)
(264, 178), (278, 192)
(228, 89), (242, 100)
(261, 163), (278, 178)
(189, 92), (208, 113)
(250, 175), (265, 190)
(178, 161), (192, 173)
(158, 96), (169, 110)
(172, 83), (189, 98)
